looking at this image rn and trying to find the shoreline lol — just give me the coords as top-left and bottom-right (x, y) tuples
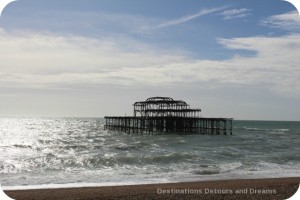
(2, 174), (299, 191)
(4, 177), (300, 200)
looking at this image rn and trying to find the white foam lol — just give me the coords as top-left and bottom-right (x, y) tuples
(2, 182), (151, 191)
(220, 162), (242, 172)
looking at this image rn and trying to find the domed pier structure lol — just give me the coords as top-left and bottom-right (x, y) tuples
(104, 97), (233, 135)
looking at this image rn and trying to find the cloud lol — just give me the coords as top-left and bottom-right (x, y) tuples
(260, 11), (300, 31)
(219, 8), (250, 20)
(149, 7), (227, 29)
(1, 28), (300, 100)
(0, 29), (188, 88)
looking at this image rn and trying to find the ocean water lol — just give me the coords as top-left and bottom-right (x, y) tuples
(0, 117), (299, 189)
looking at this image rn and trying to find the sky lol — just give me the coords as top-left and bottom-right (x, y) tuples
(0, 0), (299, 120)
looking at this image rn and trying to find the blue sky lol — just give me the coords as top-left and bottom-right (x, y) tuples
(0, 0), (299, 120)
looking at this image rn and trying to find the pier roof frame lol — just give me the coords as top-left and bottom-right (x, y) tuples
(133, 97), (201, 117)
(134, 97), (189, 106)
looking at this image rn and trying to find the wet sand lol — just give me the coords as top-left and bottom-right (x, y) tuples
(5, 177), (300, 200)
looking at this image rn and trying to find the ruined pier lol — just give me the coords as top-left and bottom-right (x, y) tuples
(104, 97), (233, 135)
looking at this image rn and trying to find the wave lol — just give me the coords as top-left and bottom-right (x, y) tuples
(220, 162), (243, 172)
(192, 169), (220, 175)
(12, 144), (34, 149)
(238, 127), (290, 133)
(0, 151), (199, 171)
(114, 141), (151, 151)
(147, 152), (198, 164)
(0, 160), (33, 174)
(1, 118), (299, 187)
(191, 162), (242, 175)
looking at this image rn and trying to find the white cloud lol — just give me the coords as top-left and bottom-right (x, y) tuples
(0, 30), (188, 72)
(219, 8), (250, 20)
(1, 28), (300, 99)
(260, 11), (300, 31)
(0, 29), (188, 88)
(148, 7), (227, 30)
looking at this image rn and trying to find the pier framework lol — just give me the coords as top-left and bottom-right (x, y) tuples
(104, 97), (233, 135)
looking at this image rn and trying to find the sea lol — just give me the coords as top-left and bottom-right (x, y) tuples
(0, 117), (299, 190)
